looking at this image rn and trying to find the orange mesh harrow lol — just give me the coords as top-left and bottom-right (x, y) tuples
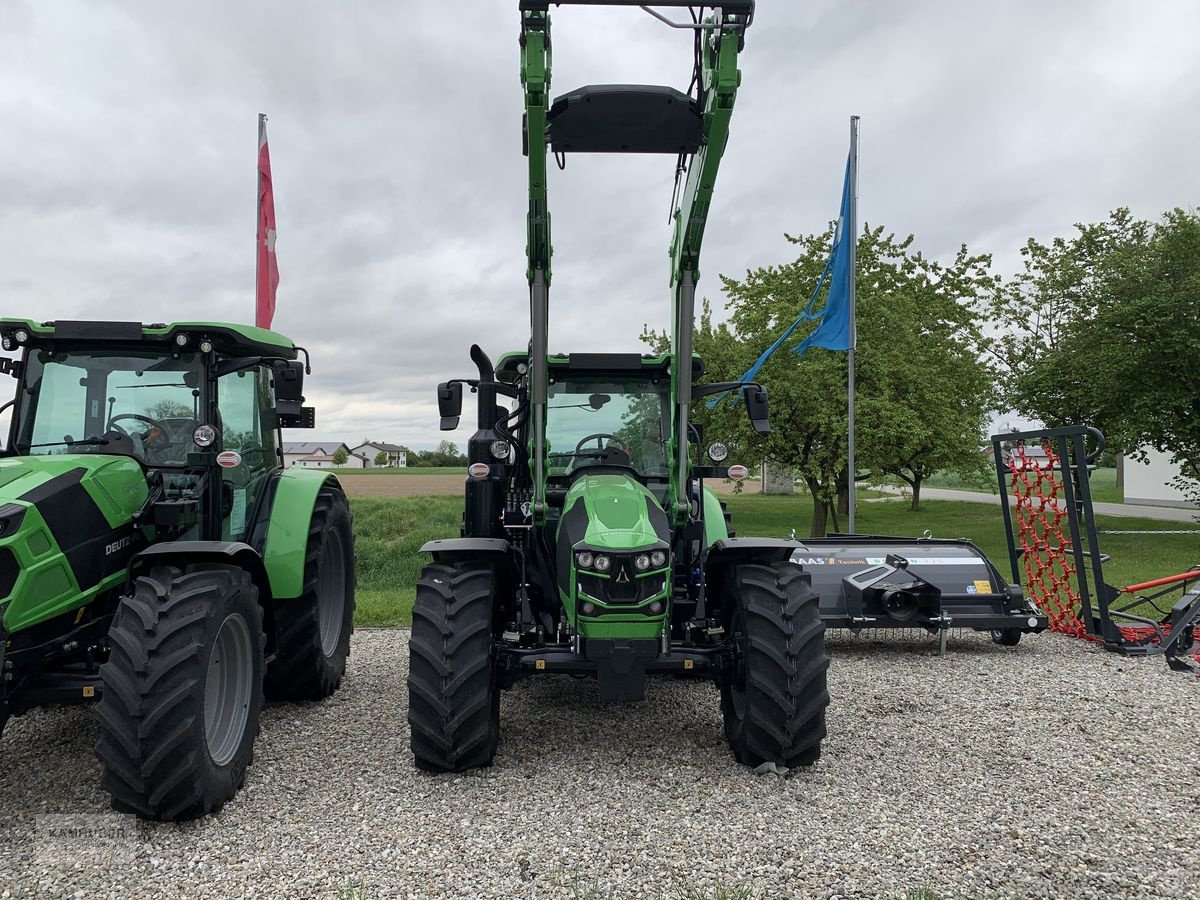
(1008, 444), (1200, 667)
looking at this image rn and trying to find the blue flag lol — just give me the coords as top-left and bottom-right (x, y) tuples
(711, 153), (855, 407)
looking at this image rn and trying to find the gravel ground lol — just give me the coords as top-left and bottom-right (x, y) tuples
(1, 629), (1196, 899)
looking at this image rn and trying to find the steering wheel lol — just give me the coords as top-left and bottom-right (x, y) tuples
(107, 413), (171, 450)
(566, 432), (637, 477)
(574, 433), (627, 456)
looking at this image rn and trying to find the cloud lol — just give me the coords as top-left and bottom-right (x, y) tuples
(1, 0), (1196, 448)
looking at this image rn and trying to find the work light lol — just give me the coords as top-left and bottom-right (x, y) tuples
(193, 424), (218, 448)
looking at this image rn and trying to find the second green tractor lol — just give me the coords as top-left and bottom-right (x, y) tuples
(410, 0), (831, 773)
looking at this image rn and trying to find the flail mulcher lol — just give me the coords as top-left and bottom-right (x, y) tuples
(0, 319), (355, 819)
(408, 0), (833, 773)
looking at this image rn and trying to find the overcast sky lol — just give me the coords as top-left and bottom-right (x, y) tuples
(2, 0), (1197, 449)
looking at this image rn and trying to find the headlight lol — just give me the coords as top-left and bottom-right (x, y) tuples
(650, 550), (667, 568)
(634, 553), (650, 571)
(593, 554), (611, 573)
(193, 424), (218, 448)
(576, 551), (594, 569)
(490, 440), (510, 460)
(707, 441), (729, 462)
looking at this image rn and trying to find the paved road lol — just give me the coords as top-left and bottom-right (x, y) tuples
(881, 485), (1200, 523)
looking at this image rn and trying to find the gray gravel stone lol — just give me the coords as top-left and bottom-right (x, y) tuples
(0, 629), (1196, 899)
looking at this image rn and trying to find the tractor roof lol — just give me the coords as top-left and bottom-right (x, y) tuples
(495, 351), (704, 383)
(0, 319), (298, 360)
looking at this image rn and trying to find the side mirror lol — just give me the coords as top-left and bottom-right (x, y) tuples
(437, 381), (463, 431)
(273, 359), (305, 402)
(273, 359), (315, 428)
(744, 386), (770, 435)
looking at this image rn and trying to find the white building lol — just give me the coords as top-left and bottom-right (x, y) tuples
(352, 441), (408, 468)
(1124, 447), (1198, 509)
(295, 451), (368, 469)
(282, 441), (352, 468)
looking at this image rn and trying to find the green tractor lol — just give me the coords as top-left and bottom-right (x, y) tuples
(0, 318), (355, 820)
(409, 0), (830, 772)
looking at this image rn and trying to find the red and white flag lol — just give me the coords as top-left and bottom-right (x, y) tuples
(256, 114), (279, 329)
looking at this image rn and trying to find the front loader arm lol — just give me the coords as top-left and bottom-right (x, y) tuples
(521, 7), (552, 520)
(518, 2), (752, 524)
(667, 12), (749, 523)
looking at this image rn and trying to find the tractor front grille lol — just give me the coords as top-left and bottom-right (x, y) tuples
(0, 547), (19, 599)
(578, 567), (667, 607)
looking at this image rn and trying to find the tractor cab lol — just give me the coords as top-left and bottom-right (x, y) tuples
(498, 352), (688, 505)
(1, 319), (314, 545)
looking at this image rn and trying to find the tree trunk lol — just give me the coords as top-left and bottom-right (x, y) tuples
(910, 475), (922, 510)
(836, 468), (849, 516)
(827, 501), (841, 534)
(804, 476), (827, 537)
(1115, 452), (1124, 491)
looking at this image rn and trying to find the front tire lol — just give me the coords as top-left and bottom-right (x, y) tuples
(991, 627), (1022, 646)
(721, 562), (830, 769)
(264, 486), (356, 701)
(407, 561), (500, 773)
(95, 564), (264, 820)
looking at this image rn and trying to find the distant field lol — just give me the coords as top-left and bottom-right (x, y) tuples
(348, 492), (1198, 627)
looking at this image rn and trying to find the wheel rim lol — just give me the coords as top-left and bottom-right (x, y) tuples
(204, 613), (254, 767)
(317, 529), (347, 657)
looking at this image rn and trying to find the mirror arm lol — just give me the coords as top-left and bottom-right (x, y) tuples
(692, 380), (764, 399)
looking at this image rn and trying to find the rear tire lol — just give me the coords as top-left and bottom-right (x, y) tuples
(264, 486), (356, 701)
(991, 627), (1022, 646)
(95, 564), (264, 820)
(721, 562), (829, 769)
(408, 561), (500, 773)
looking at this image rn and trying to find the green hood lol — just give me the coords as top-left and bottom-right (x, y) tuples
(0, 454), (148, 521)
(561, 473), (666, 551)
(1, 454), (149, 633)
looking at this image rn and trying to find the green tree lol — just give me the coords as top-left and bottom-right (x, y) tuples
(331, 446), (349, 466)
(648, 225), (996, 534)
(986, 208), (1200, 502)
(374, 450), (389, 467)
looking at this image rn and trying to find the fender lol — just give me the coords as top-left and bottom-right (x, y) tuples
(704, 537), (801, 602)
(420, 537), (512, 565)
(262, 468), (340, 599)
(133, 540), (270, 601)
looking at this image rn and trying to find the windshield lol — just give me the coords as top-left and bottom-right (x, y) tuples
(546, 377), (670, 477)
(14, 349), (203, 466)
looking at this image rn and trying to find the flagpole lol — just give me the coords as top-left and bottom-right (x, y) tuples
(256, 113), (265, 325)
(847, 115), (859, 533)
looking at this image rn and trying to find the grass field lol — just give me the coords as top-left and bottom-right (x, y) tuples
(349, 493), (1199, 627)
